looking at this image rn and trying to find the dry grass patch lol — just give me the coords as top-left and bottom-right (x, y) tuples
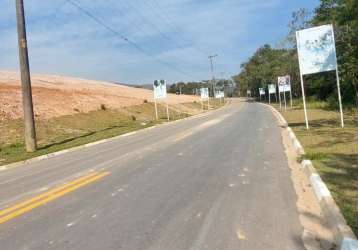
(271, 102), (358, 236)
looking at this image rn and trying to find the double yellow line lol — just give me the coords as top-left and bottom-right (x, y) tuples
(0, 171), (110, 224)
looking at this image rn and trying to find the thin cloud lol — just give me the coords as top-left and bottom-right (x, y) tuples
(0, 0), (317, 84)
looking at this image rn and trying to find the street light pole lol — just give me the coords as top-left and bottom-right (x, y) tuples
(208, 54), (218, 97)
(15, 0), (37, 152)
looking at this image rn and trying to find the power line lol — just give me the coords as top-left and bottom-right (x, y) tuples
(108, 0), (207, 73)
(119, 0), (209, 57)
(65, 0), (197, 79)
(145, 0), (210, 56)
(116, 0), (207, 69)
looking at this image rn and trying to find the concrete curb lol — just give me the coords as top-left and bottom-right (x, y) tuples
(259, 103), (305, 156)
(260, 102), (357, 250)
(0, 103), (228, 172)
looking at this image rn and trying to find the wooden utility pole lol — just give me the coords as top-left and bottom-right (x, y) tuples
(15, 0), (37, 152)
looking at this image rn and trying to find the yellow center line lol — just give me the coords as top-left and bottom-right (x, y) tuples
(0, 171), (99, 217)
(0, 171), (110, 224)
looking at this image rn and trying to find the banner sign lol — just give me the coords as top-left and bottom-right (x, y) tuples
(200, 88), (209, 99)
(259, 88), (265, 95)
(153, 80), (167, 99)
(268, 84), (276, 94)
(215, 91), (224, 98)
(247, 90), (251, 95)
(284, 84), (291, 92)
(278, 76), (291, 93)
(296, 24), (337, 75)
(214, 91), (219, 98)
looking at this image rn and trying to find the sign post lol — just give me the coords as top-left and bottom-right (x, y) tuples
(268, 84), (276, 104)
(153, 79), (169, 121)
(278, 86), (282, 109)
(200, 88), (209, 110)
(247, 90), (251, 98)
(278, 76), (291, 111)
(214, 90), (224, 104)
(268, 90), (270, 103)
(296, 24), (344, 129)
(289, 82), (293, 108)
(259, 88), (265, 102)
(154, 100), (158, 120)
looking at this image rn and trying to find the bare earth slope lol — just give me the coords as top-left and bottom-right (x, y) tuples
(0, 71), (199, 121)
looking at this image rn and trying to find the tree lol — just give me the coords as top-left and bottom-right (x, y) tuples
(233, 0), (358, 106)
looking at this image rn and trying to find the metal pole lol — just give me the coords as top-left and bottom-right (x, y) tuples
(278, 89), (282, 109)
(208, 54), (218, 99)
(166, 102), (170, 122)
(289, 76), (293, 108)
(296, 31), (309, 129)
(16, 0), (37, 152)
(269, 92), (271, 104)
(331, 26), (344, 128)
(154, 100), (158, 120)
(300, 73), (309, 129)
(336, 68), (344, 128)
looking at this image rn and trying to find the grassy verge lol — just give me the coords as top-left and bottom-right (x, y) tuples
(0, 99), (226, 166)
(270, 101), (358, 236)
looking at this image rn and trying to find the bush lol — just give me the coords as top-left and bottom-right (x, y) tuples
(100, 104), (107, 110)
(131, 115), (136, 121)
(143, 99), (148, 103)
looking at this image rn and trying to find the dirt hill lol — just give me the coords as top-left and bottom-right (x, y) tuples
(0, 71), (199, 121)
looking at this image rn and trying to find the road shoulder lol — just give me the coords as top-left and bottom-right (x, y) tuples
(262, 102), (336, 249)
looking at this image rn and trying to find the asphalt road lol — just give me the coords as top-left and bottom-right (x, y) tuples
(0, 99), (305, 250)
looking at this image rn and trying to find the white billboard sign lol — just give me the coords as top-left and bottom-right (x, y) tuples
(268, 84), (276, 94)
(284, 85), (291, 92)
(214, 91), (219, 98)
(153, 80), (167, 99)
(215, 91), (224, 98)
(296, 24), (344, 129)
(200, 88), (209, 99)
(259, 88), (265, 95)
(296, 24), (337, 75)
(278, 76), (291, 93)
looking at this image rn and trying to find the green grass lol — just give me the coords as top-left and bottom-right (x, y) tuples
(271, 100), (358, 236)
(0, 100), (226, 166)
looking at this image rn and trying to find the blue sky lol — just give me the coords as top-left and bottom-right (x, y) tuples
(0, 0), (319, 84)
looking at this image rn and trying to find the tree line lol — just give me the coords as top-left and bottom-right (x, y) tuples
(233, 0), (358, 107)
(168, 79), (236, 97)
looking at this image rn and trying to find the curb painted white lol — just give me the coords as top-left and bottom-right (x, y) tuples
(258, 102), (357, 248)
(341, 237), (358, 250)
(309, 173), (332, 202)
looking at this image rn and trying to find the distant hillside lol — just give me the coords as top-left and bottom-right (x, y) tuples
(113, 82), (153, 90)
(0, 71), (198, 121)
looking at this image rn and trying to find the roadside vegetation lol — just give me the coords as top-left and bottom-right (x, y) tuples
(232, 0), (357, 236)
(233, 0), (358, 107)
(0, 99), (225, 166)
(271, 100), (358, 236)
